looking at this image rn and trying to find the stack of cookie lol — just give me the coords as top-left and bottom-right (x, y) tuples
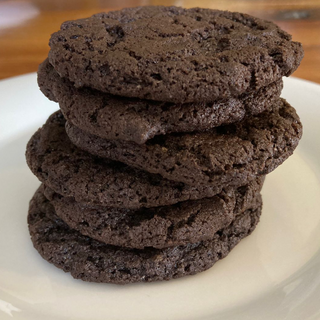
(26, 6), (303, 284)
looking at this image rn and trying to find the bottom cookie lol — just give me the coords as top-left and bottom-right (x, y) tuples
(28, 188), (262, 285)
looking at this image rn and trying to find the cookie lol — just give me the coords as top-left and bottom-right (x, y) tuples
(66, 98), (302, 187)
(42, 176), (264, 249)
(28, 187), (262, 284)
(26, 112), (255, 209)
(48, 6), (303, 103)
(38, 59), (283, 144)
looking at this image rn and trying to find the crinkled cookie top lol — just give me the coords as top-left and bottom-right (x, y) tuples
(48, 6), (303, 103)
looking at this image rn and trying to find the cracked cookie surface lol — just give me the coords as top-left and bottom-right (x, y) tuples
(66, 98), (302, 186)
(48, 6), (303, 103)
(42, 177), (263, 249)
(38, 59), (283, 144)
(26, 112), (256, 209)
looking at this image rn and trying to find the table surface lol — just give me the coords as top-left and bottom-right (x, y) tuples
(0, 0), (319, 83)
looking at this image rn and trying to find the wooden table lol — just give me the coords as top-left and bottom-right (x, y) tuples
(0, 0), (319, 83)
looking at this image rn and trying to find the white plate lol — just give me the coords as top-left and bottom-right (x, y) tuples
(0, 74), (320, 320)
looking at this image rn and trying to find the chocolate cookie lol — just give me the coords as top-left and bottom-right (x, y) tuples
(28, 187), (262, 284)
(38, 59), (283, 144)
(42, 176), (263, 249)
(48, 6), (303, 103)
(26, 112), (255, 209)
(66, 98), (302, 187)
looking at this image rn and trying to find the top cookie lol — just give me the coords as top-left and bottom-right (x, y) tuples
(48, 6), (303, 103)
